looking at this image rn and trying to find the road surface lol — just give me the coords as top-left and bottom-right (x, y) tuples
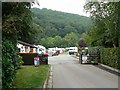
(48, 54), (118, 88)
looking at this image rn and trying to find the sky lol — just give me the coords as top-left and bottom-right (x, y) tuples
(32, 0), (90, 17)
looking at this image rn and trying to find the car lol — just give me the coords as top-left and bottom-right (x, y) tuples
(52, 50), (60, 56)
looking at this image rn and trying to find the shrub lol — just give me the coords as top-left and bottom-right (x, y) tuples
(17, 55), (24, 66)
(100, 48), (120, 70)
(2, 37), (18, 89)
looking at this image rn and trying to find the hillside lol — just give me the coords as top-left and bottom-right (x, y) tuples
(31, 8), (93, 38)
(30, 8), (93, 48)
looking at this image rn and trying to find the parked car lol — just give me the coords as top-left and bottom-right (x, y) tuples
(52, 50), (60, 56)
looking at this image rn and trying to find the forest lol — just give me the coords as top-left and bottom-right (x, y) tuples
(30, 8), (93, 48)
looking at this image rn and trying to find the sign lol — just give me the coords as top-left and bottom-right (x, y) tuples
(34, 57), (40, 66)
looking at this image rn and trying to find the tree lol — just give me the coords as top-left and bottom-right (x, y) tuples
(31, 8), (93, 38)
(25, 22), (43, 44)
(84, 2), (120, 47)
(64, 32), (79, 47)
(78, 38), (87, 48)
(2, 2), (40, 88)
(54, 36), (63, 47)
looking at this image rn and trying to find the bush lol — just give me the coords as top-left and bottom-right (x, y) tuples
(100, 48), (120, 70)
(88, 47), (100, 56)
(18, 55), (23, 65)
(17, 55), (24, 69)
(2, 37), (18, 89)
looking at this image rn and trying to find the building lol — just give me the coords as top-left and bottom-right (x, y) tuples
(17, 41), (37, 53)
(17, 41), (48, 65)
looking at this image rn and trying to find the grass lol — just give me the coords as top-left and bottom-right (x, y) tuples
(12, 65), (49, 88)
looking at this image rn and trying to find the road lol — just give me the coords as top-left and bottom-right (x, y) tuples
(48, 54), (118, 88)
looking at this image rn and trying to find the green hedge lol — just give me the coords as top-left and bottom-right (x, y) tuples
(100, 48), (120, 70)
(2, 37), (18, 89)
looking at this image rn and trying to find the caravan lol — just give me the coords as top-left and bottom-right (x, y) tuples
(35, 45), (46, 54)
(68, 47), (78, 55)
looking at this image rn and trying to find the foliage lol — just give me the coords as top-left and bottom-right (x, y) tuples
(31, 8), (92, 38)
(78, 38), (87, 48)
(17, 55), (24, 68)
(2, 2), (31, 38)
(64, 32), (79, 47)
(82, 33), (92, 46)
(2, 2), (39, 89)
(88, 47), (100, 56)
(12, 65), (49, 88)
(40, 32), (79, 48)
(2, 2), (42, 45)
(2, 37), (18, 89)
(83, 2), (120, 68)
(100, 48), (120, 70)
(31, 8), (93, 47)
(25, 22), (43, 44)
(84, 2), (120, 47)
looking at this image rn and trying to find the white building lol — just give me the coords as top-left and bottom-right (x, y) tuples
(17, 41), (37, 53)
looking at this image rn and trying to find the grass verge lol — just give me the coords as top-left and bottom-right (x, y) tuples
(12, 65), (49, 88)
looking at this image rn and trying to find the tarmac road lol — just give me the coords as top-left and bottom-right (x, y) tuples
(48, 54), (118, 88)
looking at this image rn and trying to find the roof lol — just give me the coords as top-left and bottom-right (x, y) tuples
(18, 41), (37, 48)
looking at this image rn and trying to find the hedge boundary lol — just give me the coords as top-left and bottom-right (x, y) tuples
(99, 48), (120, 70)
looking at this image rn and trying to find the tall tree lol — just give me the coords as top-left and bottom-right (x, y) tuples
(84, 1), (120, 47)
(2, 2), (40, 88)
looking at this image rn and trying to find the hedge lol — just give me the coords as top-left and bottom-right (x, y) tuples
(2, 37), (18, 89)
(100, 48), (120, 70)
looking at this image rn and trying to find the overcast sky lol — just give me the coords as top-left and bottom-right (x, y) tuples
(32, 0), (90, 17)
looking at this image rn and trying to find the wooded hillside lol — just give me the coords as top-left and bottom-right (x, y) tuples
(30, 8), (93, 48)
